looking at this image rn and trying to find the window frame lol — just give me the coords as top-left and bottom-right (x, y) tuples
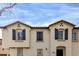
(16, 29), (23, 40)
(37, 31), (43, 42)
(58, 29), (65, 40)
(58, 30), (63, 39)
(12, 29), (26, 41)
(72, 32), (77, 40)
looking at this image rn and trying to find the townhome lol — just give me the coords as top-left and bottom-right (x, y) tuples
(0, 20), (79, 56)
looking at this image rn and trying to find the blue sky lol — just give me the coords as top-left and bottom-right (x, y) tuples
(0, 3), (79, 27)
(0, 3), (79, 38)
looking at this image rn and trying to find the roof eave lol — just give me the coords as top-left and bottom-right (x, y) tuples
(3, 21), (31, 28)
(49, 20), (75, 27)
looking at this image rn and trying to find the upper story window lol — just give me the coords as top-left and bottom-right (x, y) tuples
(55, 28), (68, 40)
(37, 32), (43, 41)
(16, 29), (23, 40)
(58, 29), (64, 39)
(12, 29), (26, 40)
(72, 32), (77, 40)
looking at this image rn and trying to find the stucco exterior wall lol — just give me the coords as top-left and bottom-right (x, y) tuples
(72, 29), (79, 56)
(72, 42), (79, 56)
(1, 20), (79, 56)
(2, 23), (31, 48)
(49, 22), (73, 56)
(30, 29), (50, 56)
(9, 29), (50, 56)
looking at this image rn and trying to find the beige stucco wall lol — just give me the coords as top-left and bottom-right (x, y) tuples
(10, 29), (50, 56)
(2, 21), (79, 56)
(2, 23), (31, 48)
(9, 29), (50, 56)
(30, 29), (50, 56)
(72, 42), (79, 56)
(72, 29), (79, 56)
(49, 22), (73, 56)
(2, 22), (50, 56)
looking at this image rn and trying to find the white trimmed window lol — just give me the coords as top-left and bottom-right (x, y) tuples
(55, 28), (68, 40)
(72, 32), (77, 40)
(12, 29), (26, 40)
(16, 29), (23, 40)
(58, 30), (64, 39)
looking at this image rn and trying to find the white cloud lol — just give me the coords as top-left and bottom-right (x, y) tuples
(0, 3), (79, 27)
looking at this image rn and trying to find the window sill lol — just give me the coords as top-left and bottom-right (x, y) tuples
(72, 40), (78, 42)
(14, 40), (24, 42)
(56, 39), (66, 41)
(36, 41), (44, 42)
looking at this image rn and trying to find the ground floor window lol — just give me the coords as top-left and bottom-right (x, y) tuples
(17, 48), (23, 56)
(37, 49), (43, 56)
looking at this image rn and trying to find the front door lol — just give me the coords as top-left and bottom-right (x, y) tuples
(56, 49), (63, 56)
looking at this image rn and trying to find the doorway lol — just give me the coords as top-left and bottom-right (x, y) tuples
(56, 46), (66, 56)
(56, 49), (63, 56)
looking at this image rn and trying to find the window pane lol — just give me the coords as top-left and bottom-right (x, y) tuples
(17, 32), (22, 40)
(37, 32), (43, 41)
(58, 31), (63, 39)
(72, 32), (77, 40)
(16, 30), (23, 40)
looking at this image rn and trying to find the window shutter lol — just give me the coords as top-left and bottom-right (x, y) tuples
(55, 29), (58, 40)
(65, 29), (68, 40)
(41, 32), (43, 41)
(22, 29), (26, 40)
(12, 29), (16, 40)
